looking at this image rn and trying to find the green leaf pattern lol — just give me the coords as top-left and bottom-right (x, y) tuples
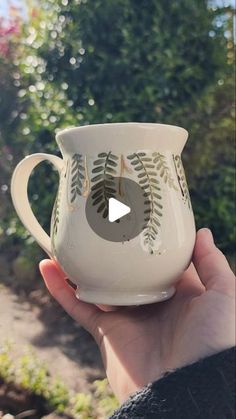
(70, 153), (85, 203)
(127, 152), (163, 254)
(51, 166), (65, 253)
(91, 152), (118, 219)
(51, 151), (191, 255)
(152, 152), (178, 190)
(173, 155), (192, 210)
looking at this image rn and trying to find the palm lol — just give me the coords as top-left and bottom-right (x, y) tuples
(93, 266), (234, 401)
(40, 229), (235, 403)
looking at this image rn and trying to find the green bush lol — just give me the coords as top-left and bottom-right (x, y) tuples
(70, 393), (93, 418)
(0, 341), (14, 381)
(94, 378), (119, 417)
(0, 1), (234, 268)
(0, 342), (118, 417)
(48, 379), (70, 413)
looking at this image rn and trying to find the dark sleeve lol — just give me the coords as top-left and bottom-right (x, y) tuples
(110, 347), (235, 419)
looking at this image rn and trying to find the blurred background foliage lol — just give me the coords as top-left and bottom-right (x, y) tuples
(0, 341), (118, 417)
(0, 0), (235, 272)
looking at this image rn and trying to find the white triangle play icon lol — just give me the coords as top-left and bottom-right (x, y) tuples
(108, 198), (131, 223)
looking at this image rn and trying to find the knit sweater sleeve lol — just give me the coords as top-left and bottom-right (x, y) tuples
(109, 347), (235, 419)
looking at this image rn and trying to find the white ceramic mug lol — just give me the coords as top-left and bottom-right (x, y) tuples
(11, 123), (196, 305)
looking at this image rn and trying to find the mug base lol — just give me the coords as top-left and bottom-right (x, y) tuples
(75, 286), (176, 306)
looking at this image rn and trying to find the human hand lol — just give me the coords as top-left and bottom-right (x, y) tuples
(39, 229), (235, 403)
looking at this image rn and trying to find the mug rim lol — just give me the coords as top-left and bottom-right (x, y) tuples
(56, 122), (188, 140)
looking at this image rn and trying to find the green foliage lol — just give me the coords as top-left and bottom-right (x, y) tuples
(192, 165), (235, 250)
(70, 393), (93, 418)
(18, 350), (49, 395)
(38, 0), (227, 123)
(17, 349), (69, 412)
(0, 344), (71, 413)
(0, 342), (118, 417)
(0, 341), (14, 381)
(48, 379), (70, 413)
(182, 67), (235, 252)
(0, 0), (235, 267)
(94, 378), (119, 417)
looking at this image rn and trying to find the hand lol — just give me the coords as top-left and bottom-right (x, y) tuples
(39, 229), (235, 403)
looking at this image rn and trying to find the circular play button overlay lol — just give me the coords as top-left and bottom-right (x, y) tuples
(85, 177), (151, 242)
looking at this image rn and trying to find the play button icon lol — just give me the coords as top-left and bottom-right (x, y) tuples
(85, 177), (151, 243)
(108, 198), (131, 223)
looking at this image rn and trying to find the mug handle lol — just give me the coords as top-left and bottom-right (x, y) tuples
(11, 153), (64, 257)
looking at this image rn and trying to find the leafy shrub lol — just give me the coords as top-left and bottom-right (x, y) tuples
(0, 341), (14, 381)
(18, 350), (49, 395)
(48, 378), (70, 413)
(70, 393), (93, 418)
(94, 379), (119, 417)
(0, 342), (118, 418)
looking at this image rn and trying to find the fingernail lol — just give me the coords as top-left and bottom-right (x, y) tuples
(39, 260), (46, 271)
(202, 228), (214, 243)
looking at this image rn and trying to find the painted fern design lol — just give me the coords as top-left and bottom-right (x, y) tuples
(127, 152), (163, 254)
(51, 169), (65, 253)
(91, 152), (118, 219)
(51, 194), (59, 254)
(70, 153), (85, 203)
(152, 152), (178, 190)
(173, 155), (192, 210)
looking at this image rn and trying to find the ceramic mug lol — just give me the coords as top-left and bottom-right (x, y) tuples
(11, 123), (196, 305)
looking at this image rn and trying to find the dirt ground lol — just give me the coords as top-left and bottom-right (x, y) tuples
(0, 283), (104, 393)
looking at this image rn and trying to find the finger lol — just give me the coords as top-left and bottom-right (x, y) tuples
(193, 228), (235, 295)
(175, 262), (205, 297)
(95, 304), (119, 312)
(39, 259), (101, 332)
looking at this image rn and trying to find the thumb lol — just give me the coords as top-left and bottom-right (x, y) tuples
(193, 228), (235, 296)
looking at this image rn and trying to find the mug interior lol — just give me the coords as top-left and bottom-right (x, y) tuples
(56, 122), (188, 155)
